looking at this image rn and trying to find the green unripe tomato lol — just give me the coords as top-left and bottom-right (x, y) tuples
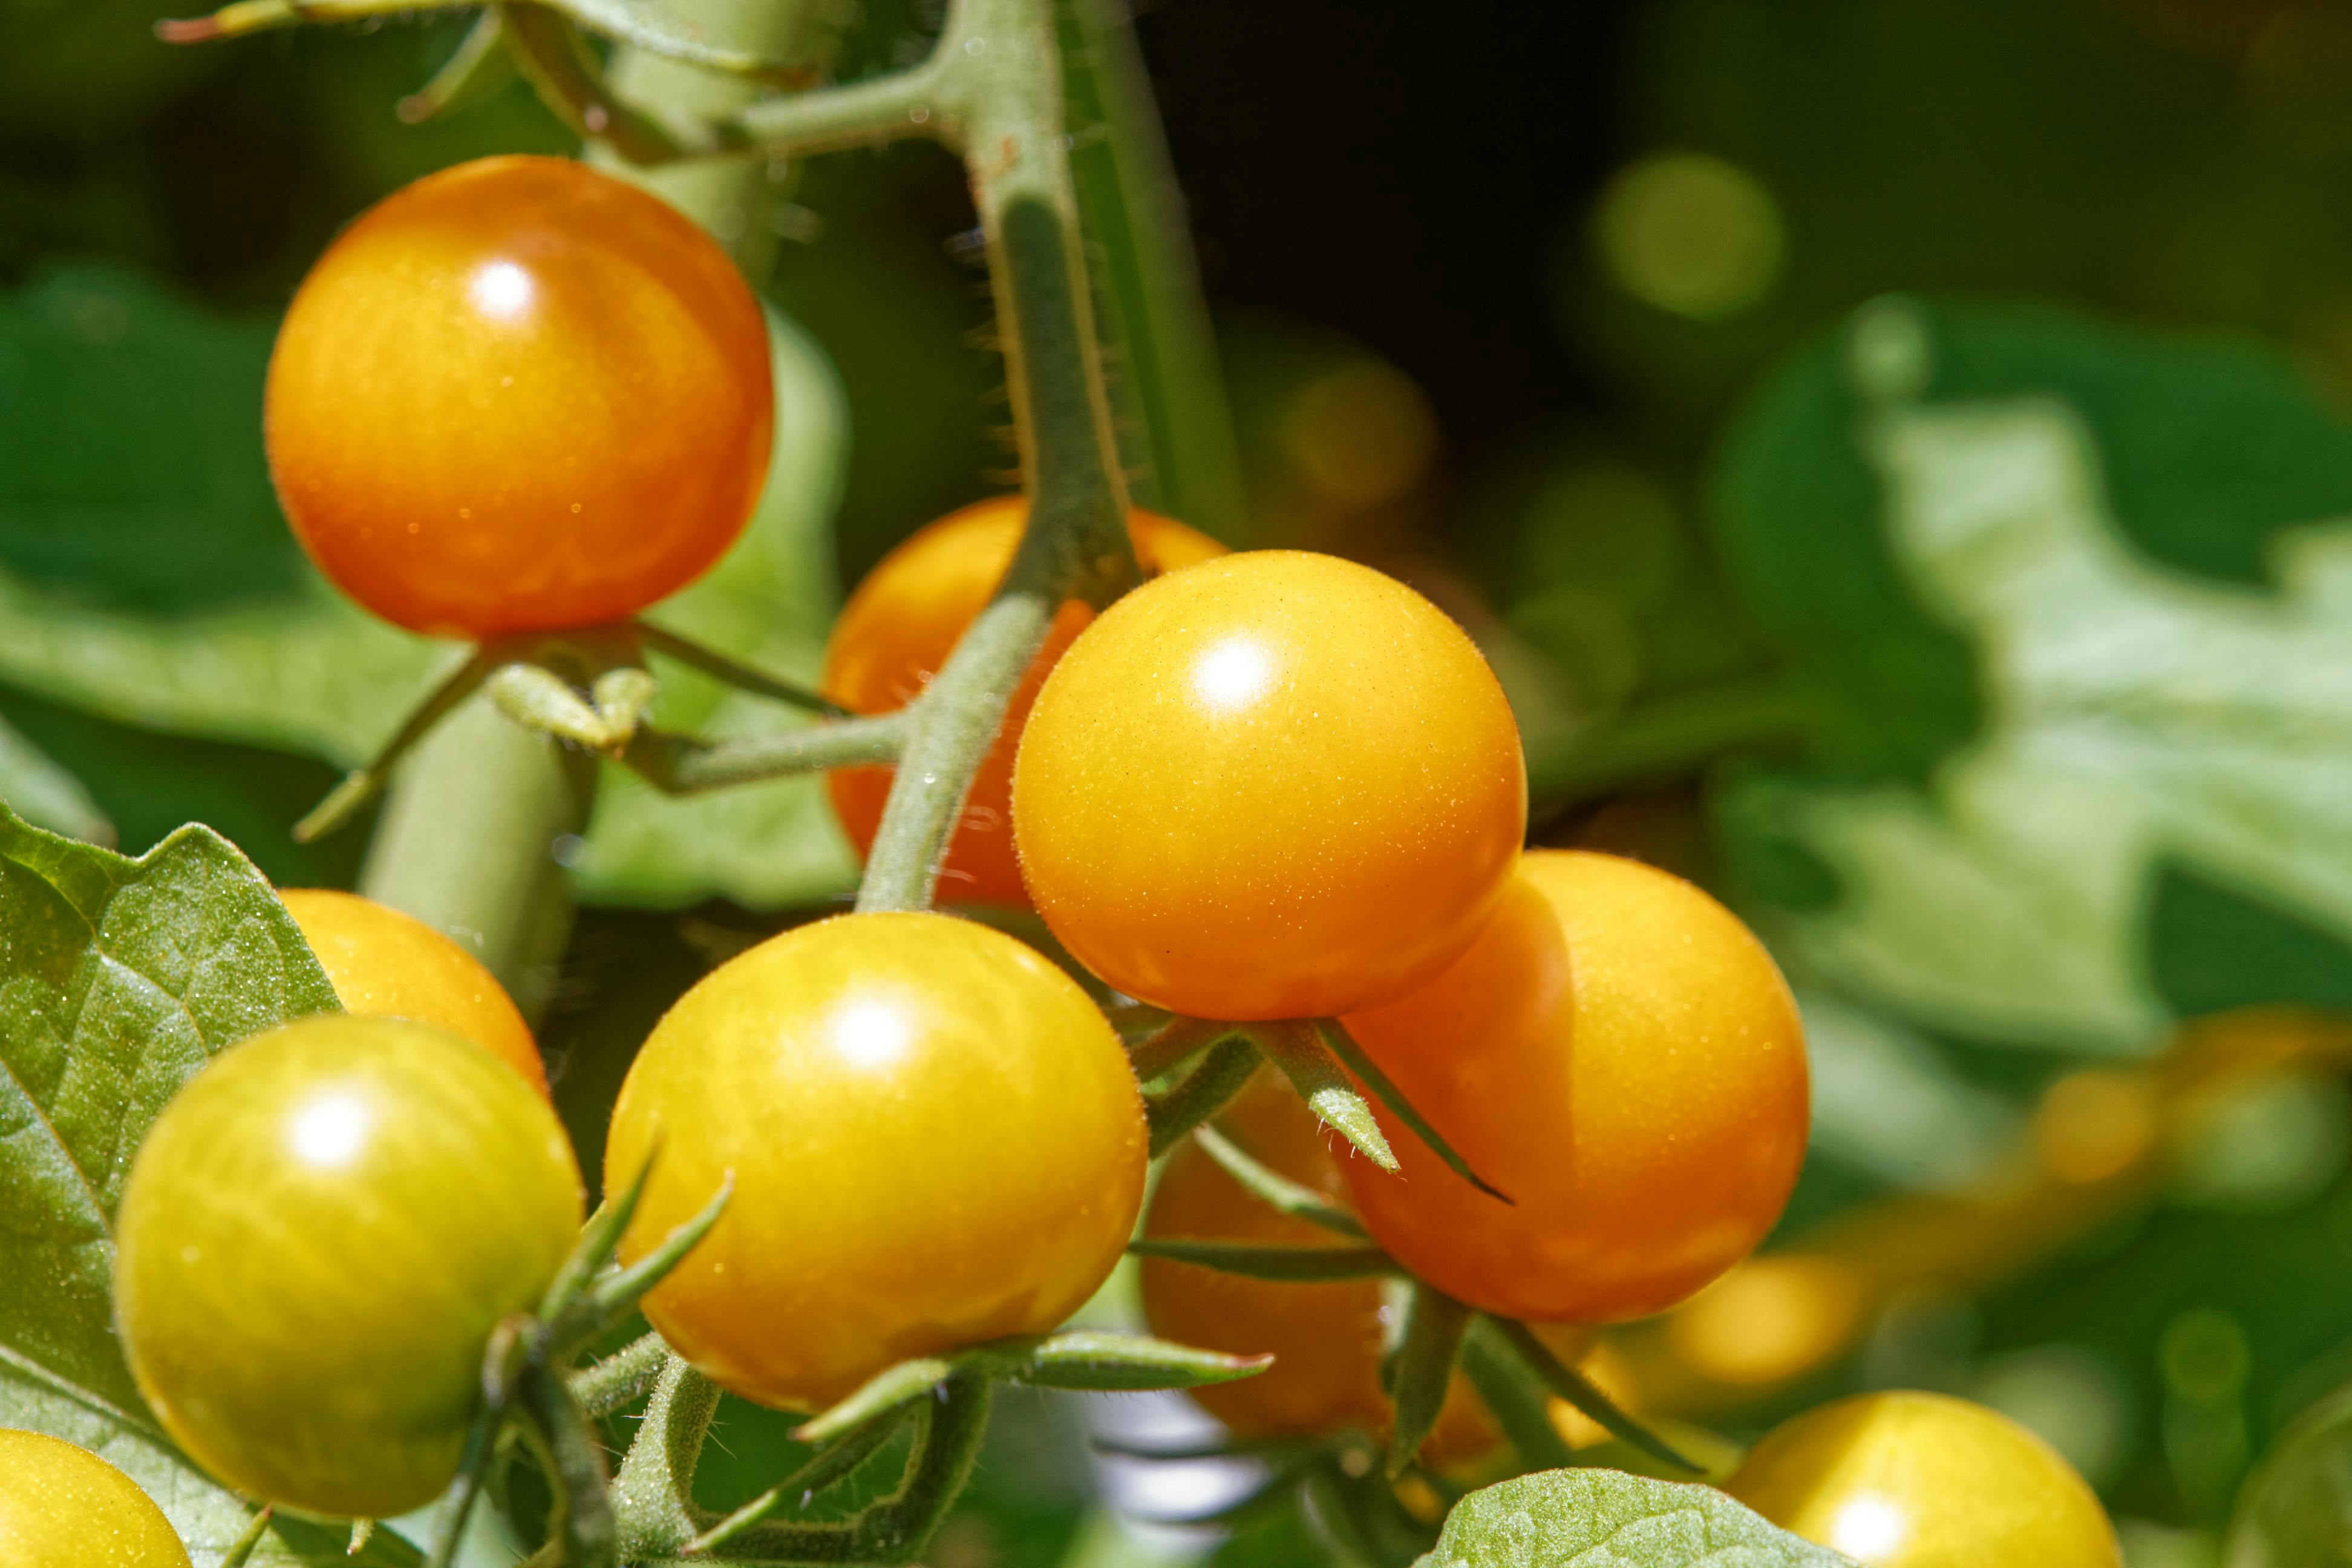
(113, 1015), (584, 1520)
(0, 1429), (190, 1567)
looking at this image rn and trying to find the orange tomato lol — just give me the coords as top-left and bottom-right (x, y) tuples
(606, 912), (1147, 1410)
(1140, 1070), (1495, 1465)
(1724, 1391), (2120, 1567)
(1012, 551), (1526, 1019)
(1340, 851), (1808, 1322)
(823, 497), (1226, 906)
(266, 155), (772, 637)
(279, 888), (547, 1097)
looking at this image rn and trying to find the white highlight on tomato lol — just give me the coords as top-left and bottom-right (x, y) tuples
(289, 1092), (372, 1169)
(1828, 1494), (1907, 1562)
(1191, 637), (1273, 711)
(829, 995), (914, 1071)
(468, 260), (536, 321)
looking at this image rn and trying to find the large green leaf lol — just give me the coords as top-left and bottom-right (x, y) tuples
(0, 805), (406, 1564)
(0, 264), (855, 908)
(1716, 298), (2352, 1054)
(1417, 1470), (1852, 1568)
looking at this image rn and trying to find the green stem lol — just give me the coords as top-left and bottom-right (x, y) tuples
(622, 713), (909, 793)
(612, 1356), (724, 1560)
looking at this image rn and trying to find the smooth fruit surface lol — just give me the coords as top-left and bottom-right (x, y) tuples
(1013, 550), (1526, 1020)
(281, 887), (546, 1096)
(1140, 1071), (1495, 1463)
(114, 1016), (584, 1518)
(266, 154), (772, 636)
(0, 1430), (189, 1568)
(1340, 850), (1808, 1322)
(825, 497), (1225, 906)
(1723, 1391), (2122, 1567)
(606, 911), (1148, 1410)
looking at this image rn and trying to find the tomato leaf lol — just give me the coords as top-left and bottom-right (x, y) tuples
(0, 267), (856, 910)
(1716, 297), (2352, 1054)
(0, 805), (418, 1564)
(1417, 1469), (1855, 1567)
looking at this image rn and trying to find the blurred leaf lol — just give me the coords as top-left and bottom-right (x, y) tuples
(1797, 986), (2018, 1191)
(1416, 1469), (1852, 1567)
(1717, 298), (2352, 1053)
(0, 805), (364, 1563)
(0, 264), (856, 908)
(0, 711), (111, 843)
(2226, 1382), (2352, 1567)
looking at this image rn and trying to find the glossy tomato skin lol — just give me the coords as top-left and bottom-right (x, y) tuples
(113, 1016), (584, 1519)
(1141, 1071), (1496, 1465)
(1012, 550), (1526, 1021)
(1723, 1391), (2121, 1567)
(823, 498), (1226, 907)
(280, 888), (546, 1096)
(266, 155), (772, 637)
(0, 1430), (189, 1568)
(1339, 850), (1808, 1323)
(606, 911), (1148, 1411)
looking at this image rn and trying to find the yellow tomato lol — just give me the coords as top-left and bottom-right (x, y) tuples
(1723, 1391), (2121, 1567)
(824, 497), (1226, 907)
(0, 1431), (189, 1568)
(1012, 550), (1526, 1021)
(266, 155), (771, 637)
(280, 888), (546, 1096)
(1140, 1071), (1496, 1465)
(1340, 850), (1808, 1322)
(606, 911), (1148, 1410)
(113, 1016), (584, 1519)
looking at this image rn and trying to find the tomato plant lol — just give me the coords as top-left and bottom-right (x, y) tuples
(1013, 549), (1527, 1021)
(1723, 1391), (2122, 1567)
(0, 1429), (190, 1568)
(265, 154), (773, 638)
(279, 886), (547, 1096)
(1142, 1070), (1497, 1465)
(605, 910), (1148, 1410)
(113, 1014), (584, 1519)
(824, 496), (1225, 906)
(1338, 849), (1809, 1323)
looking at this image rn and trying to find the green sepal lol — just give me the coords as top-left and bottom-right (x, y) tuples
(1457, 1319), (1575, 1472)
(567, 1331), (670, 1419)
(1005, 1330), (1272, 1391)
(516, 1361), (616, 1568)
(1128, 1013), (1231, 1081)
(1127, 1237), (1396, 1281)
(684, 1402), (916, 1555)
(1478, 1315), (1697, 1473)
(1145, 1033), (1261, 1155)
(1384, 1284), (1471, 1477)
(1316, 1018), (1514, 1203)
(1192, 1123), (1367, 1237)
(635, 619), (846, 717)
(1253, 1019), (1397, 1172)
(1088, 1431), (1322, 1463)
(538, 1155), (653, 1326)
(294, 652), (488, 841)
(792, 1356), (959, 1444)
(554, 1178), (730, 1353)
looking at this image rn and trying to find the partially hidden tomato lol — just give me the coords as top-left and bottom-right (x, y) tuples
(1140, 1070), (1497, 1466)
(0, 1430), (189, 1568)
(1339, 849), (1808, 1323)
(280, 887), (547, 1096)
(1723, 1391), (2121, 1567)
(606, 911), (1148, 1410)
(266, 155), (773, 638)
(114, 1016), (584, 1519)
(1012, 550), (1526, 1021)
(823, 497), (1226, 907)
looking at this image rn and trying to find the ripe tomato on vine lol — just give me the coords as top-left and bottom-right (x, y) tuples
(824, 497), (1225, 906)
(266, 155), (773, 638)
(0, 1430), (191, 1568)
(1338, 849), (1809, 1323)
(1013, 549), (1527, 1021)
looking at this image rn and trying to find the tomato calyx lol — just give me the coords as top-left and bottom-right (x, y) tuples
(296, 621), (844, 843)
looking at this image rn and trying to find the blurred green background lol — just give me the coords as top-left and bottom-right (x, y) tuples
(15, 1), (2352, 1563)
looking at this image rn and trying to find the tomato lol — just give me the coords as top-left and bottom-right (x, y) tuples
(1011, 550), (1526, 1021)
(824, 498), (1226, 907)
(1723, 1391), (2121, 1567)
(0, 1430), (189, 1568)
(1140, 1070), (1497, 1465)
(1338, 850), (1807, 1322)
(606, 911), (1148, 1410)
(113, 1016), (584, 1519)
(280, 887), (547, 1097)
(266, 155), (772, 638)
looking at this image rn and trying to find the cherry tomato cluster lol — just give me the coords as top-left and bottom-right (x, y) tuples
(6, 154), (2117, 1568)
